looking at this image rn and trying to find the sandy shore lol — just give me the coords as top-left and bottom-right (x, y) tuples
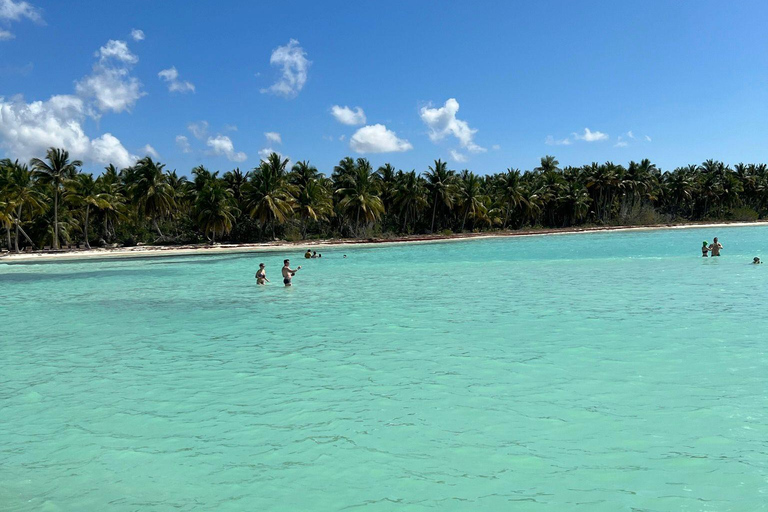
(2, 220), (767, 263)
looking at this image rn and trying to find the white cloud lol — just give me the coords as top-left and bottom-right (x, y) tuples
(260, 39), (310, 98)
(264, 131), (282, 144)
(545, 135), (573, 146)
(188, 120), (208, 139)
(96, 39), (138, 65)
(350, 124), (412, 153)
(331, 105), (366, 125)
(223, 124), (237, 132)
(614, 140), (628, 148)
(645, 135), (652, 142)
(574, 128), (608, 142)
(141, 144), (159, 158)
(420, 98), (486, 153)
(76, 39), (144, 114)
(0, 94), (136, 168)
(131, 29), (144, 42)
(207, 134), (246, 162)
(0, 0), (41, 22)
(450, 149), (467, 163)
(158, 66), (195, 93)
(339, 134), (345, 141)
(627, 131), (635, 139)
(0, 28), (13, 40)
(492, 144), (500, 150)
(175, 135), (191, 153)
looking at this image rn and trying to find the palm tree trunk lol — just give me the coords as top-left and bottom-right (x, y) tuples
(6, 226), (11, 251)
(53, 188), (59, 249)
(503, 205), (510, 229)
(461, 208), (468, 232)
(153, 218), (164, 237)
(430, 193), (438, 233)
(14, 205), (21, 253)
(84, 206), (91, 249)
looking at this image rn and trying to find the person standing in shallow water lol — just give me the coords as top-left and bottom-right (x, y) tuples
(255, 263), (269, 285)
(709, 237), (723, 257)
(282, 259), (301, 286)
(702, 241), (709, 257)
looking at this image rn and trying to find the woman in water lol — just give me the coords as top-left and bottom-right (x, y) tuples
(255, 263), (269, 284)
(702, 241), (709, 257)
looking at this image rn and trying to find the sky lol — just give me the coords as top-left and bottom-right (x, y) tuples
(2, 0), (768, 176)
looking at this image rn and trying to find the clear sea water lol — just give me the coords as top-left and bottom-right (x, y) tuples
(1, 226), (767, 512)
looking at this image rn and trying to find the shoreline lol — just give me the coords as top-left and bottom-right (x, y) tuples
(2, 220), (767, 264)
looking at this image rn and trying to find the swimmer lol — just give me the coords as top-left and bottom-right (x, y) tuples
(753, 257), (762, 264)
(702, 241), (709, 257)
(282, 259), (302, 286)
(311, 250), (318, 258)
(343, 254), (347, 258)
(709, 237), (723, 257)
(304, 249), (312, 259)
(255, 263), (269, 284)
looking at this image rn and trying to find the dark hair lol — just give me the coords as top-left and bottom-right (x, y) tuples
(259, 263), (265, 267)
(284, 259), (289, 264)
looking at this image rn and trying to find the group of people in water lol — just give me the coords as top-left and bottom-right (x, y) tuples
(255, 250), (348, 286)
(700, 236), (762, 264)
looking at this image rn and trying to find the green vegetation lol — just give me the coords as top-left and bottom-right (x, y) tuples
(0, 149), (765, 251)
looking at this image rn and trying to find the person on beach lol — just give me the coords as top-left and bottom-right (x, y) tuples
(304, 249), (312, 259)
(282, 259), (301, 286)
(709, 237), (723, 257)
(255, 263), (269, 284)
(753, 257), (762, 264)
(702, 241), (709, 257)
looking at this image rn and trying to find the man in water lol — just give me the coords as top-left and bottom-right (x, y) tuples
(282, 259), (302, 286)
(255, 263), (269, 285)
(304, 249), (312, 259)
(311, 250), (318, 258)
(753, 257), (762, 264)
(709, 237), (723, 257)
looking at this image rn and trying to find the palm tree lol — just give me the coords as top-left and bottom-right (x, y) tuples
(0, 160), (43, 251)
(335, 158), (384, 236)
(244, 152), (296, 239)
(30, 148), (82, 249)
(425, 159), (456, 233)
(290, 161), (332, 237)
(497, 168), (527, 229)
(124, 157), (175, 237)
(65, 173), (107, 249)
(457, 171), (488, 232)
(195, 179), (238, 243)
(393, 170), (428, 232)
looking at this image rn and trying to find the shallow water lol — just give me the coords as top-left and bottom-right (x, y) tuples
(1, 226), (767, 511)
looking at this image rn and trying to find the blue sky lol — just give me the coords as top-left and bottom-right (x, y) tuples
(2, 0), (768, 175)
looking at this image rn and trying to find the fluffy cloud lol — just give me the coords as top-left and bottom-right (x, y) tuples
(141, 144), (159, 158)
(96, 39), (138, 65)
(350, 124), (412, 153)
(0, 94), (136, 168)
(574, 128), (608, 142)
(260, 39), (310, 98)
(449, 149), (467, 163)
(420, 98), (486, 153)
(76, 39), (144, 114)
(207, 135), (246, 162)
(0, 0), (41, 22)
(0, 0), (42, 40)
(131, 28), (144, 41)
(188, 121), (208, 139)
(175, 135), (191, 153)
(158, 66), (195, 93)
(331, 105), (366, 125)
(264, 131), (281, 144)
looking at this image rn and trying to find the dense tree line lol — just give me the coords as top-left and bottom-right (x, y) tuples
(0, 148), (765, 252)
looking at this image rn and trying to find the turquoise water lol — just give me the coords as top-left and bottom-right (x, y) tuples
(1, 226), (767, 511)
